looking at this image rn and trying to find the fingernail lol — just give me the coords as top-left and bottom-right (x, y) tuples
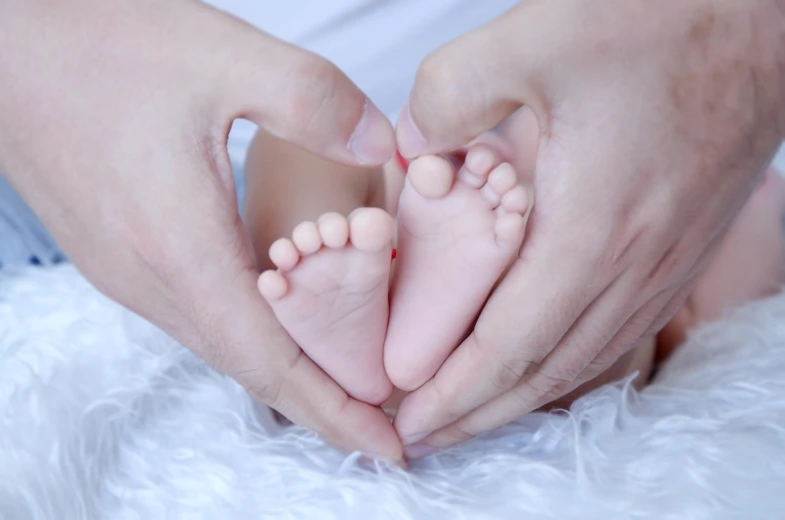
(403, 443), (436, 460)
(347, 101), (395, 165)
(395, 102), (427, 158)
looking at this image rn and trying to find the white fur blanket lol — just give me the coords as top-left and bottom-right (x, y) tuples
(2, 265), (785, 519)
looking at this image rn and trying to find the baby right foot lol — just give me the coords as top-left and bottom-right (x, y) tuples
(384, 146), (530, 391)
(258, 208), (395, 405)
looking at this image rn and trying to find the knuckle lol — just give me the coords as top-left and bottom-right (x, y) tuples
(431, 379), (463, 425)
(251, 349), (306, 410)
(471, 329), (536, 395)
(593, 343), (627, 370)
(643, 241), (683, 287)
(417, 51), (457, 94)
(553, 358), (586, 385)
(646, 286), (694, 336)
(489, 359), (529, 393)
(199, 318), (291, 412)
(282, 56), (345, 132)
(600, 222), (648, 273)
(442, 424), (477, 445)
(508, 382), (540, 413)
(626, 240), (692, 303)
(245, 378), (284, 409)
(236, 355), (290, 410)
(589, 205), (655, 275)
(524, 371), (573, 404)
(589, 191), (672, 278)
(584, 355), (615, 380)
(415, 51), (467, 123)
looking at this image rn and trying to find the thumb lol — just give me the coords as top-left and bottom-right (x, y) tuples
(396, 3), (552, 158)
(207, 10), (395, 166)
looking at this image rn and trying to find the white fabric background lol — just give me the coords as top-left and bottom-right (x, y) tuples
(0, 0), (784, 266)
(2, 265), (785, 519)
(203, 1), (785, 171)
(202, 0), (519, 165)
(2, 6), (785, 516)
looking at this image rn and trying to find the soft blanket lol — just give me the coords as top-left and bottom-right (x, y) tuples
(1, 265), (785, 519)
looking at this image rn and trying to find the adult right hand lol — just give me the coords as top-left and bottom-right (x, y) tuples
(392, 0), (785, 457)
(0, 0), (401, 462)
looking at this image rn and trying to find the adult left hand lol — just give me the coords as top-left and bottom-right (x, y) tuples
(392, 0), (785, 457)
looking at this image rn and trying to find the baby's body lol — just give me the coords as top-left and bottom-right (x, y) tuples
(244, 112), (785, 412)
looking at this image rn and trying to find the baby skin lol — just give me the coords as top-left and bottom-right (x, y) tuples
(244, 126), (785, 410)
(247, 132), (530, 404)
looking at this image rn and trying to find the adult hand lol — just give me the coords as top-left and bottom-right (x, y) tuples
(394, 0), (785, 456)
(0, 0), (401, 462)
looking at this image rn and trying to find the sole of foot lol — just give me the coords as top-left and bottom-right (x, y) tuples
(385, 145), (530, 391)
(258, 207), (395, 405)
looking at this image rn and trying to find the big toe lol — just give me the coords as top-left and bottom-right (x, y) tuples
(407, 155), (456, 199)
(348, 208), (395, 252)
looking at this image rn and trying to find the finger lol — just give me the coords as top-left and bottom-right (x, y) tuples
(495, 106), (540, 182)
(202, 5), (395, 166)
(396, 2), (556, 158)
(586, 281), (697, 378)
(565, 219), (728, 383)
(643, 236), (728, 361)
(152, 152), (403, 463)
(400, 263), (714, 458)
(401, 269), (661, 444)
(394, 278), (621, 448)
(393, 226), (612, 444)
(398, 287), (676, 457)
(396, 190), (728, 445)
(394, 209), (665, 444)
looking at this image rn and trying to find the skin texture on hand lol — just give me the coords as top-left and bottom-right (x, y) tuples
(0, 0), (402, 463)
(393, 0), (785, 456)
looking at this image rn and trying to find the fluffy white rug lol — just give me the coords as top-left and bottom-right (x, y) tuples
(2, 266), (785, 519)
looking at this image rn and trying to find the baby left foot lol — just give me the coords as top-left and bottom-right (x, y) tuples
(258, 208), (395, 405)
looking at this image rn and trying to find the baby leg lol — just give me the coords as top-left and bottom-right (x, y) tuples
(245, 131), (395, 405)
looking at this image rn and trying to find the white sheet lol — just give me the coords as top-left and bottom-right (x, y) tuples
(2, 265), (784, 519)
(203, 0), (518, 166)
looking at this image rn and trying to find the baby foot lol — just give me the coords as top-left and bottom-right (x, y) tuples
(258, 208), (395, 405)
(384, 146), (530, 391)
